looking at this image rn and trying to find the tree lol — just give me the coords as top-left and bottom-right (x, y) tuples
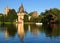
(0, 13), (4, 22)
(6, 9), (17, 22)
(24, 15), (28, 22)
(28, 12), (34, 16)
(40, 8), (60, 23)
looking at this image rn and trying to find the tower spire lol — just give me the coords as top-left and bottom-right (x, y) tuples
(18, 4), (24, 13)
(5, 6), (9, 15)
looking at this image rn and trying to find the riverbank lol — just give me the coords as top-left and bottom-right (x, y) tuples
(0, 22), (35, 24)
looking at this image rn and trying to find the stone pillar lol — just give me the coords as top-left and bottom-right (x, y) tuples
(28, 16), (31, 21)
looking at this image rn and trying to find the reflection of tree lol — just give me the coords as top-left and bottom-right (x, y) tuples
(24, 24), (28, 33)
(52, 24), (60, 37)
(24, 24), (39, 36)
(43, 24), (53, 37)
(5, 24), (17, 37)
(42, 24), (60, 37)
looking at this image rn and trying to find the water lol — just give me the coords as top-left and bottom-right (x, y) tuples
(0, 23), (60, 43)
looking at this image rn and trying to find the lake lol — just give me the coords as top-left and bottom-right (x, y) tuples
(0, 23), (60, 43)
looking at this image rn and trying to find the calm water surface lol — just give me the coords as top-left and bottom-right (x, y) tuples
(0, 23), (60, 43)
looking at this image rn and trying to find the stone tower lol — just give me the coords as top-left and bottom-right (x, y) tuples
(5, 6), (9, 15)
(17, 4), (25, 43)
(17, 4), (25, 23)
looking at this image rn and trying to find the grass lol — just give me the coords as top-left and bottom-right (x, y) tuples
(24, 22), (35, 24)
(0, 22), (35, 24)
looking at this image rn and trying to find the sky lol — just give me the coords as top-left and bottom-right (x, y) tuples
(0, 0), (60, 14)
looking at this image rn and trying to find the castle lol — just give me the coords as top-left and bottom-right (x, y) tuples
(4, 4), (39, 22)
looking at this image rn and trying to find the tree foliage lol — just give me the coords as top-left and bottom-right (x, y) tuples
(5, 9), (17, 22)
(24, 15), (28, 22)
(0, 13), (4, 22)
(40, 8), (60, 23)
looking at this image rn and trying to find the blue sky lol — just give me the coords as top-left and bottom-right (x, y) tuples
(0, 0), (60, 13)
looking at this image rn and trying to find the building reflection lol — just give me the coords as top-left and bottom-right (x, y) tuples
(5, 27), (9, 39)
(32, 28), (38, 36)
(28, 24), (31, 32)
(17, 23), (24, 43)
(31, 24), (38, 36)
(4, 24), (17, 39)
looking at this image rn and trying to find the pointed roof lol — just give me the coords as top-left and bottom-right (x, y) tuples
(5, 6), (9, 9)
(18, 4), (24, 13)
(20, 4), (24, 8)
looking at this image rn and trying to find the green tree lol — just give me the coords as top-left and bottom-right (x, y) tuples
(6, 9), (17, 22)
(28, 12), (34, 16)
(40, 8), (60, 23)
(0, 13), (4, 22)
(24, 15), (28, 22)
